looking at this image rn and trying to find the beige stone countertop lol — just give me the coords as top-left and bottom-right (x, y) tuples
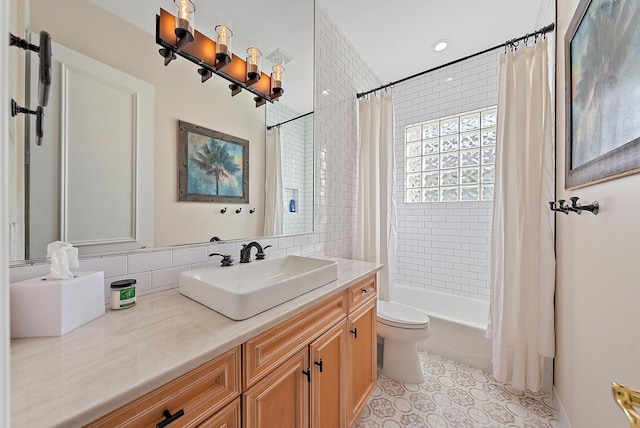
(11, 257), (382, 427)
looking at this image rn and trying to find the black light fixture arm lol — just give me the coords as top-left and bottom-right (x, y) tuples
(10, 99), (36, 117)
(9, 30), (51, 145)
(9, 33), (40, 52)
(11, 99), (45, 145)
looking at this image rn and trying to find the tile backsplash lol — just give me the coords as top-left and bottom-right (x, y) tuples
(11, 237), (290, 305)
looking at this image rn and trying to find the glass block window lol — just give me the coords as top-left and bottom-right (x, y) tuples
(405, 106), (497, 202)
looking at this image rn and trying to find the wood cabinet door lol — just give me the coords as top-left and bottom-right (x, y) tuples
(310, 321), (347, 428)
(347, 298), (377, 427)
(243, 348), (310, 428)
(243, 292), (346, 390)
(198, 397), (240, 428)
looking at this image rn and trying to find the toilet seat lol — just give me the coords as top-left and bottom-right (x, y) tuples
(377, 301), (430, 329)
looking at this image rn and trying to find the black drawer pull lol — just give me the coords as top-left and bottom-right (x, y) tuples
(157, 408), (185, 428)
(314, 359), (323, 373)
(302, 368), (311, 382)
(350, 328), (358, 339)
(361, 288), (373, 294)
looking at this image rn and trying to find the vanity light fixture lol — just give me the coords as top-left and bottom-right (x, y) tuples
(246, 39), (262, 86)
(155, 7), (284, 107)
(174, 0), (195, 50)
(215, 16), (233, 69)
(271, 57), (285, 96)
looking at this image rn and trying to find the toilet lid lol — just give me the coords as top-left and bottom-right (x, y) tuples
(377, 301), (430, 328)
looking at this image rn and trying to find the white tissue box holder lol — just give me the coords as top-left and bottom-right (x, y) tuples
(10, 271), (106, 338)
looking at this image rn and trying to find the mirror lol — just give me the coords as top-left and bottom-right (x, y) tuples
(9, 0), (314, 262)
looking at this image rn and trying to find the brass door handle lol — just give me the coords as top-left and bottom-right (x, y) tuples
(612, 382), (640, 427)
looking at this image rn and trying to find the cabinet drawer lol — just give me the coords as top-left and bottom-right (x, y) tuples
(199, 397), (240, 428)
(86, 347), (240, 428)
(347, 275), (376, 312)
(243, 292), (347, 390)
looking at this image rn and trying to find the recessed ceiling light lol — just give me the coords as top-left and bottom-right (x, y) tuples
(445, 77), (454, 83)
(432, 39), (450, 52)
(321, 89), (331, 96)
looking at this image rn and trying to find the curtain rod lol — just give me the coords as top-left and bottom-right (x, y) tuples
(356, 23), (555, 99)
(266, 111), (314, 130)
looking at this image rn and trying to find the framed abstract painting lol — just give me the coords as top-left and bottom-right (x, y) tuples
(565, 0), (640, 189)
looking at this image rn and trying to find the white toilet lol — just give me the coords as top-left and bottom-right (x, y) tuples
(377, 300), (431, 384)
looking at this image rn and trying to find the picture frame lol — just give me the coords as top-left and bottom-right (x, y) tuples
(565, 0), (640, 189)
(178, 120), (249, 202)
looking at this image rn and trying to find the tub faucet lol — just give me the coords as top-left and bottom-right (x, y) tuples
(240, 241), (263, 263)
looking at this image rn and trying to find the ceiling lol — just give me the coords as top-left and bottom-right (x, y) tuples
(89, 0), (548, 110)
(318, 0), (547, 85)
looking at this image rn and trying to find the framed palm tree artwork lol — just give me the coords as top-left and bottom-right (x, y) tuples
(565, 0), (640, 189)
(178, 120), (249, 202)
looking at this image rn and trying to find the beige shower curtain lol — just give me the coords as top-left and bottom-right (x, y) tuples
(264, 128), (283, 236)
(356, 92), (396, 302)
(489, 38), (555, 392)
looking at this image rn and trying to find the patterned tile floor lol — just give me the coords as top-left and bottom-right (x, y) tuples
(354, 350), (562, 428)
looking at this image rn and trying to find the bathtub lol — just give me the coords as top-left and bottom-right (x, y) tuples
(391, 284), (493, 374)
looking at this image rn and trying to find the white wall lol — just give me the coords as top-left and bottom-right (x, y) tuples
(393, 51), (500, 301)
(555, 1), (640, 426)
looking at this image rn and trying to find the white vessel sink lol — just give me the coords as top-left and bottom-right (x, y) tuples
(179, 255), (338, 320)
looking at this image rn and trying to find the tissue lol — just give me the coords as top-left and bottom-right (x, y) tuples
(46, 241), (79, 280)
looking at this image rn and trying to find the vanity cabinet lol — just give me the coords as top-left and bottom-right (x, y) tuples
(85, 346), (241, 428)
(346, 298), (377, 426)
(242, 292), (348, 391)
(243, 348), (310, 428)
(244, 275), (377, 428)
(199, 397), (241, 428)
(310, 320), (348, 427)
(86, 275), (377, 428)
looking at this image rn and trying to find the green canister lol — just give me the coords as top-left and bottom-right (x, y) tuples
(110, 279), (137, 310)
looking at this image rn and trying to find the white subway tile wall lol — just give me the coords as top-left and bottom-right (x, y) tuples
(9, 5), (381, 306)
(394, 50), (500, 301)
(172, 246), (208, 266)
(266, 103), (314, 235)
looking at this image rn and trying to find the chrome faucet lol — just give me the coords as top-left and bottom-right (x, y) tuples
(239, 242), (272, 263)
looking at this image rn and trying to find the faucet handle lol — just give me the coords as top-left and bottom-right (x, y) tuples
(208, 253), (234, 266)
(255, 245), (272, 260)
